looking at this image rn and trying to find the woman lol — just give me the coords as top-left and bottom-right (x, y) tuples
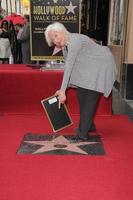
(0, 20), (12, 64)
(45, 22), (116, 141)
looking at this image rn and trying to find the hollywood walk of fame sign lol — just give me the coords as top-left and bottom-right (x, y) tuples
(17, 133), (106, 155)
(30, 0), (81, 61)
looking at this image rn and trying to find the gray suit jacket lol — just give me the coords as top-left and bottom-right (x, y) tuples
(61, 33), (116, 97)
(19, 23), (30, 64)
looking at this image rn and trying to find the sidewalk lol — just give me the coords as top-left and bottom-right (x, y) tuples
(112, 87), (133, 121)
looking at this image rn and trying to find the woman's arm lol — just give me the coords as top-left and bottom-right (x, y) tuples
(55, 34), (82, 108)
(61, 35), (82, 91)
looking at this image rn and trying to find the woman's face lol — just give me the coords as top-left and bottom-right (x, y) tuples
(2, 22), (8, 30)
(48, 30), (67, 48)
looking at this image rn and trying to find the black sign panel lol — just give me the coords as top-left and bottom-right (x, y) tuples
(41, 96), (73, 132)
(30, 0), (81, 61)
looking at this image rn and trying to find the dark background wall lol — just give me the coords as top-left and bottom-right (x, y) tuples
(81, 0), (110, 45)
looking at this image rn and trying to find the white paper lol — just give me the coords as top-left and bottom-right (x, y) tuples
(48, 97), (57, 104)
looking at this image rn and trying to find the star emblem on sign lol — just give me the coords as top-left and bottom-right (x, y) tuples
(25, 135), (98, 155)
(65, 1), (77, 14)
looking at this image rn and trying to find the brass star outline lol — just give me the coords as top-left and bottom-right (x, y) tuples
(25, 135), (98, 155)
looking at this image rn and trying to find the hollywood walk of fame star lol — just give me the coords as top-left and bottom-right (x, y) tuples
(52, 46), (62, 55)
(65, 1), (77, 14)
(25, 135), (98, 155)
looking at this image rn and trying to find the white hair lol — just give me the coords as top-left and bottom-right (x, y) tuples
(44, 22), (68, 46)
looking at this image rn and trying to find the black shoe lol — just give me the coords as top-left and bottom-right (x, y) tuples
(70, 135), (90, 142)
(74, 125), (96, 133)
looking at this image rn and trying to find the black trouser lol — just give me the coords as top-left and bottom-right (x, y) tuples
(76, 87), (100, 137)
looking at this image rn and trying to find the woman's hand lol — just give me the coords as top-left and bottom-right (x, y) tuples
(55, 90), (66, 109)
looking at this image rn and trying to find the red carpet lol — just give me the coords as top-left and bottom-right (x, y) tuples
(0, 64), (112, 115)
(0, 65), (133, 200)
(0, 114), (133, 200)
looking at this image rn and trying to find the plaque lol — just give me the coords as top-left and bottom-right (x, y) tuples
(41, 96), (73, 132)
